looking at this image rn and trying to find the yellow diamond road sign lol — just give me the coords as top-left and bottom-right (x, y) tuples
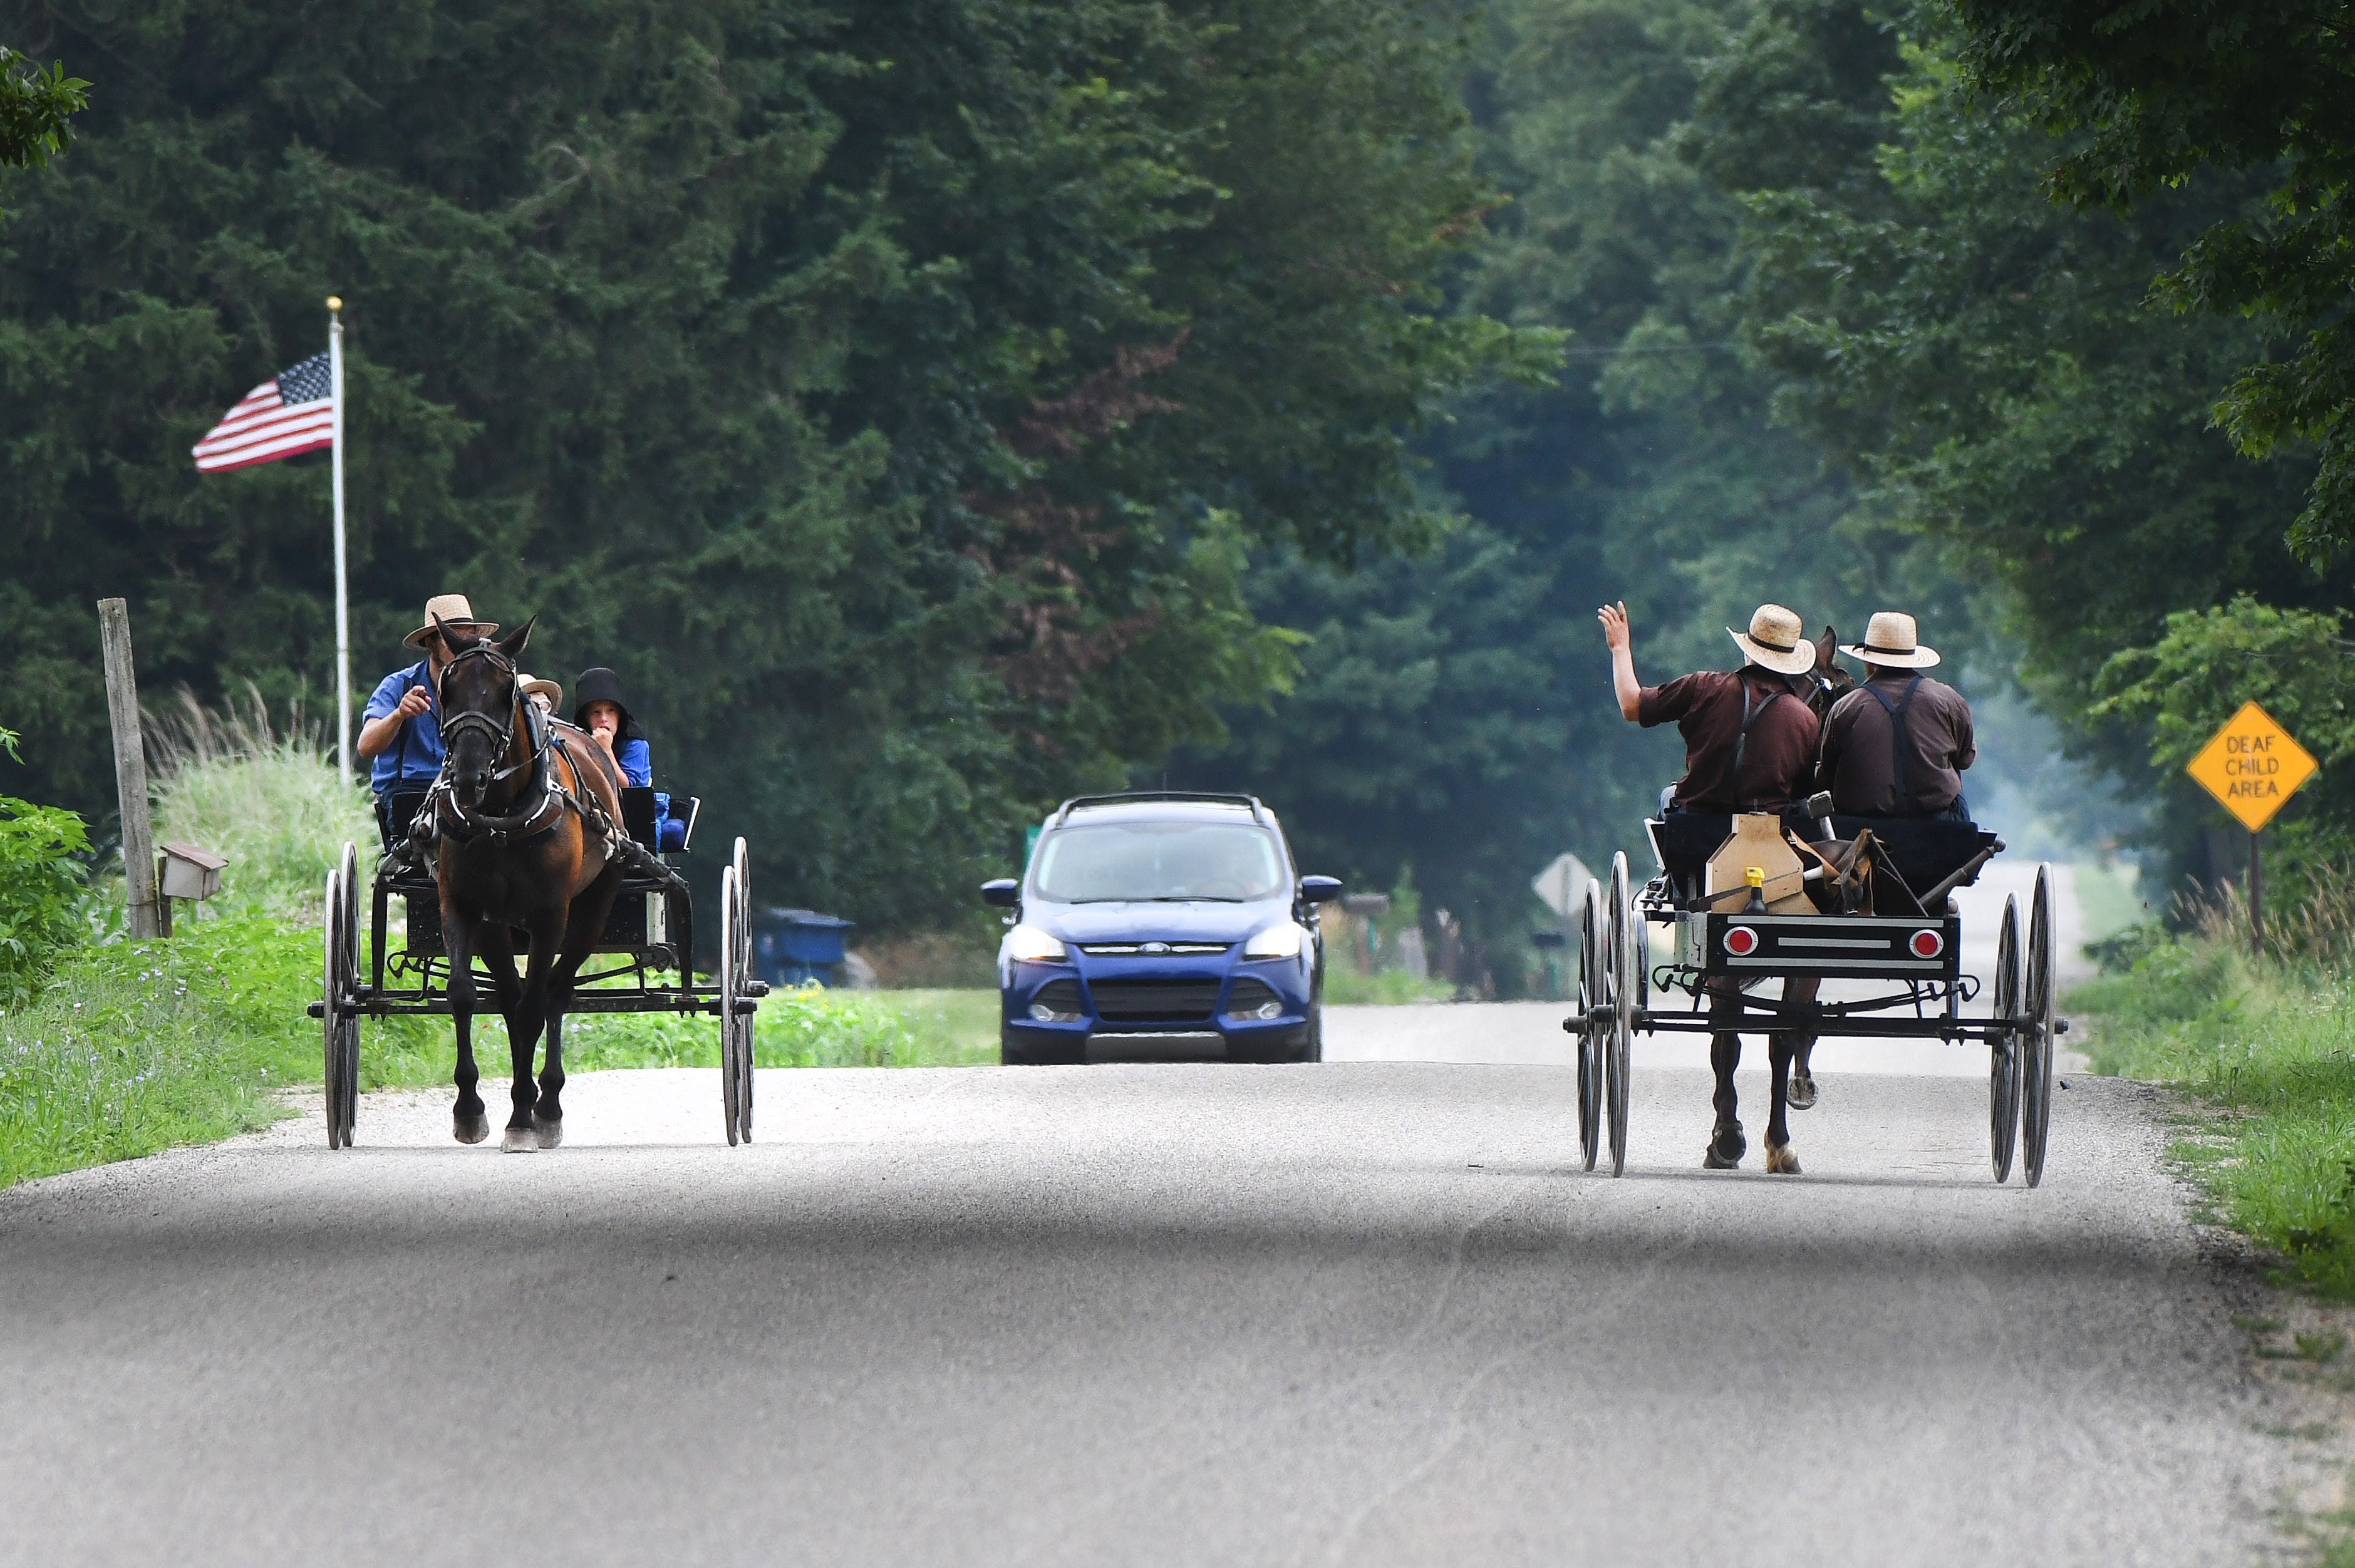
(2187, 701), (2318, 832)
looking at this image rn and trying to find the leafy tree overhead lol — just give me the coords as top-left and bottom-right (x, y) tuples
(0, 0), (1532, 927)
(0, 44), (85, 187)
(1938, 0), (2355, 564)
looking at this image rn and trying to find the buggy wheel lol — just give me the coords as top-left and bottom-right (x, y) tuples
(718, 865), (744, 1147)
(321, 866), (344, 1148)
(1605, 852), (1635, 1178)
(1575, 883), (1606, 1171)
(320, 851), (360, 1149)
(1989, 894), (2022, 1183)
(730, 838), (755, 1143)
(2021, 864), (2057, 1187)
(338, 843), (360, 1145)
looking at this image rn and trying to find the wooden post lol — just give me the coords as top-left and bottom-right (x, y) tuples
(96, 599), (160, 939)
(2249, 828), (2264, 959)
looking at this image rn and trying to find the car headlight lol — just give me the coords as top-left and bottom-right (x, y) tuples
(1004, 924), (1068, 963)
(1243, 921), (1306, 959)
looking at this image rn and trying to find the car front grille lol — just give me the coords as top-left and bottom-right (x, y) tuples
(1088, 977), (1224, 1023)
(1076, 942), (1231, 956)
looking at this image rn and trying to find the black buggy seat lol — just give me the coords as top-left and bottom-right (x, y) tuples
(1643, 810), (1999, 907)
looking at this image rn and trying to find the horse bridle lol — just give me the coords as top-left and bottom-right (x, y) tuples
(422, 641), (622, 852)
(437, 643), (538, 787)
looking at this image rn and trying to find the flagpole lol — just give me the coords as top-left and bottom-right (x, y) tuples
(327, 296), (350, 783)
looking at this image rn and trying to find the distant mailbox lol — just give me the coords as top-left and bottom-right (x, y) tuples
(158, 842), (227, 902)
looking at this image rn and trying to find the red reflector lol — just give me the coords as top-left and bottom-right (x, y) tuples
(1724, 926), (1758, 957)
(1910, 929), (1944, 958)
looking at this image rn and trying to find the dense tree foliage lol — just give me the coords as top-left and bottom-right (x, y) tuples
(1938, 0), (2355, 563)
(0, 0), (1531, 926)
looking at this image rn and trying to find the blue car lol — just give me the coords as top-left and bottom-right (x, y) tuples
(981, 793), (1343, 1065)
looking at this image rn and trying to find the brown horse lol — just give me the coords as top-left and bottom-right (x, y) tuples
(1703, 626), (1853, 1174)
(429, 617), (627, 1150)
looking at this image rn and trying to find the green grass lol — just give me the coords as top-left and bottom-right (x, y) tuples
(1322, 967), (1454, 1005)
(2073, 939), (2355, 1298)
(875, 988), (1001, 1065)
(0, 915), (400, 1187)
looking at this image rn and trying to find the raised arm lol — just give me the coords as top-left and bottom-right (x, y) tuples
(1598, 601), (1642, 721)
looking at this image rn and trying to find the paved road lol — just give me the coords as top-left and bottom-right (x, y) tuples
(0, 863), (2321, 1565)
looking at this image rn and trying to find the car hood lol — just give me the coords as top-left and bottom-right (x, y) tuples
(1027, 898), (1292, 946)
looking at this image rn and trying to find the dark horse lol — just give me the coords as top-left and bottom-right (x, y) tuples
(1705, 626), (1853, 1174)
(430, 617), (628, 1151)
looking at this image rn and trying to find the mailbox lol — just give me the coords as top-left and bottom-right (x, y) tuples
(158, 842), (227, 902)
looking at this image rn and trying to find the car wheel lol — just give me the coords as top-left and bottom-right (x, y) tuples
(1298, 1005), (1323, 1063)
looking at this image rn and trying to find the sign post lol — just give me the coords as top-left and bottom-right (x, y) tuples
(2185, 701), (2318, 956)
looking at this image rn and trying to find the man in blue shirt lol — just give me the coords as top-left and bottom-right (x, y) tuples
(356, 592), (496, 846)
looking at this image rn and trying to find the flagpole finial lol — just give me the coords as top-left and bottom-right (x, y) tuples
(326, 295), (342, 312)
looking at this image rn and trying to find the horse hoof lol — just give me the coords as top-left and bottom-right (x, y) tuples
(1786, 1073), (1817, 1112)
(530, 1117), (563, 1150)
(453, 1112), (489, 1145)
(501, 1127), (537, 1153)
(1702, 1120), (1746, 1169)
(1766, 1142), (1802, 1175)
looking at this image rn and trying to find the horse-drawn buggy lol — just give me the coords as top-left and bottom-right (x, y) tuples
(1566, 797), (2068, 1185)
(309, 619), (765, 1151)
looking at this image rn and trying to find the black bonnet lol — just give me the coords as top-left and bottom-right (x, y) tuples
(571, 666), (642, 740)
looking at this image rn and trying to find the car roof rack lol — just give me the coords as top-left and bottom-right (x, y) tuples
(1052, 791), (1266, 827)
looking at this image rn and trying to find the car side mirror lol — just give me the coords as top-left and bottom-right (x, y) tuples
(980, 878), (1020, 908)
(1298, 875), (1343, 903)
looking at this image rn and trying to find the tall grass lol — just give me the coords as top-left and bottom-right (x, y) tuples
(2076, 887), (2355, 1300)
(147, 686), (375, 923)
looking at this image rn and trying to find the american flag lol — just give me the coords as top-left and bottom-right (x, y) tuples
(191, 353), (335, 473)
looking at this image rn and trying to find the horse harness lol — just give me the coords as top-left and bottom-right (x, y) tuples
(415, 644), (623, 854)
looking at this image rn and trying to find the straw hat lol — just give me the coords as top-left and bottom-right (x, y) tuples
(518, 674), (563, 710)
(1840, 611), (1940, 669)
(403, 592), (497, 649)
(1727, 603), (1817, 676)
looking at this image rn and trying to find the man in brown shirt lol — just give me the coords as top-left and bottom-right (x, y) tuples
(1600, 599), (1821, 1172)
(1819, 611), (1975, 819)
(1602, 601), (1821, 811)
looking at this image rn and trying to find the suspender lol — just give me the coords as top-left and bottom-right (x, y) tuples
(1857, 675), (1925, 806)
(1719, 675), (1796, 807)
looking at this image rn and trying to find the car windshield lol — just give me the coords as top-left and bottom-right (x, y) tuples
(1031, 820), (1288, 903)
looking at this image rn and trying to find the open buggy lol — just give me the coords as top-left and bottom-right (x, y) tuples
(309, 788), (767, 1149)
(1566, 798), (2066, 1185)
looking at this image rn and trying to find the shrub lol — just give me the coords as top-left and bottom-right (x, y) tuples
(0, 725), (90, 1007)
